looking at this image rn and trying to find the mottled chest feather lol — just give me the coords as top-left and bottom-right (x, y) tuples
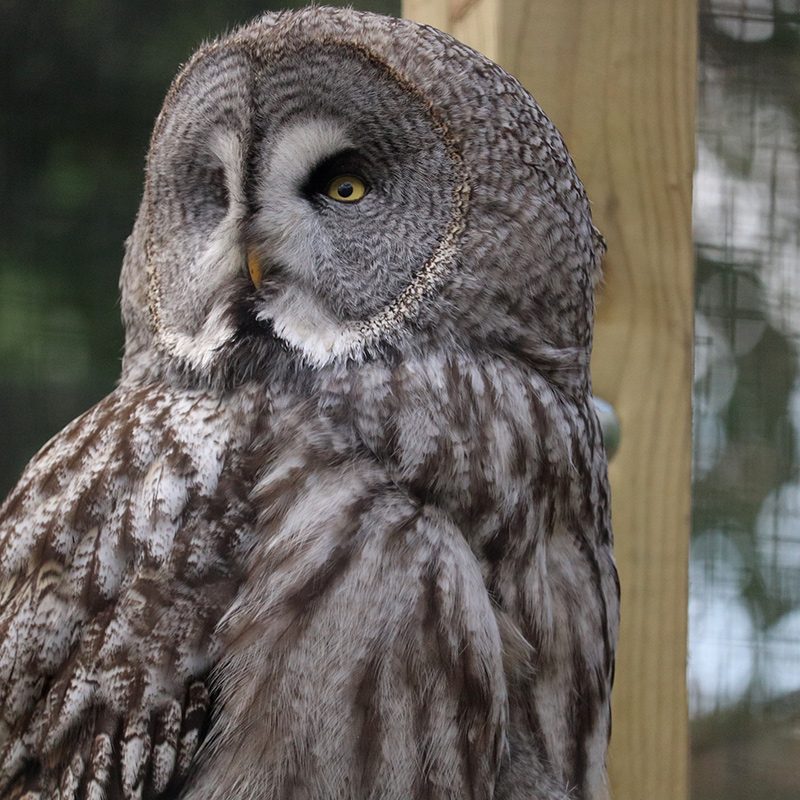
(331, 352), (618, 795)
(0, 382), (268, 797)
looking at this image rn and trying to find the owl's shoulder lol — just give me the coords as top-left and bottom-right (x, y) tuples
(0, 380), (266, 797)
(1, 381), (264, 575)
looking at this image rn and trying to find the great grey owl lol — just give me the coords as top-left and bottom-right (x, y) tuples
(0, 7), (618, 800)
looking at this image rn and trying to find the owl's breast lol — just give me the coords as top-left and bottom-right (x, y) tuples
(344, 352), (618, 797)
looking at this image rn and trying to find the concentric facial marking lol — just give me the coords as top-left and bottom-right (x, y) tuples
(248, 42), (462, 329)
(130, 27), (477, 376)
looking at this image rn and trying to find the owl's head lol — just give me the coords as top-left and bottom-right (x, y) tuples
(120, 7), (603, 391)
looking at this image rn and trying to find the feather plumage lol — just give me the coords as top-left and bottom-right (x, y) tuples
(1, 7), (617, 798)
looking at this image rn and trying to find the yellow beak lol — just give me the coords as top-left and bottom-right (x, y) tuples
(247, 249), (263, 289)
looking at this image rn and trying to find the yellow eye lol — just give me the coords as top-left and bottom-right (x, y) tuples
(325, 175), (367, 203)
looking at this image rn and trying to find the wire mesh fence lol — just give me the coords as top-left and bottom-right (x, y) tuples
(691, 1), (800, 797)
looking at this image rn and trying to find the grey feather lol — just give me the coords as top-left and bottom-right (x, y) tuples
(0, 7), (617, 799)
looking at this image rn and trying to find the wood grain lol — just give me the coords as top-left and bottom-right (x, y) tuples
(403, 2), (696, 799)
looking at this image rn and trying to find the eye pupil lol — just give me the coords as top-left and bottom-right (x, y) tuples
(337, 182), (354, 198)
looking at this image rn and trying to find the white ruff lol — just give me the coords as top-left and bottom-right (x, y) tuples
(261, 295), (360, 368)
(261, 235), (462, 368)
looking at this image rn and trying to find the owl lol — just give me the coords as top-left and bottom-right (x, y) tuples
(0, 7), (618, 800)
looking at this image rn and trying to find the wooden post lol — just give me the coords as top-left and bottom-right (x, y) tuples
(402, 3), (696, 799)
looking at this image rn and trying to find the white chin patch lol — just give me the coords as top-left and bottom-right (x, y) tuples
(257, 290), (362, 368)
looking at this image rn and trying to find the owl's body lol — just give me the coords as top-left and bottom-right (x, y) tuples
(0, 8), (618, 800)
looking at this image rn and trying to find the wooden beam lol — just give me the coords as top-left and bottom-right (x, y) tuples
(402, 3), (696, 799)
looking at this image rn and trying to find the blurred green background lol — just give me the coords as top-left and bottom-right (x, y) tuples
(0, 0), (398, 492)
(1, 1), (800, 799)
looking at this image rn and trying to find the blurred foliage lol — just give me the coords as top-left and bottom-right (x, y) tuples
(0, 0), (397, 493)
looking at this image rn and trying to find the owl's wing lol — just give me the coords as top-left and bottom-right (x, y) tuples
(0, 384), (258, 799)
(182, 412), (510, 800)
